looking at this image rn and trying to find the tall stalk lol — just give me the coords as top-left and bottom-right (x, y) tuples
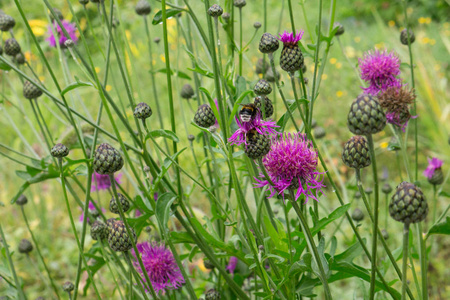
(289, 191), (332, 300)
(20, 206), (61, 299)
(0, 224), (26, 300)
(366, 134), (379, 300)
(402, 224), (410, 300)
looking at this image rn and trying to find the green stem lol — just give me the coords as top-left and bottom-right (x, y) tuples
(57, 158), (102, 299)
(239, 7), (243, 76)
(288, 191), (332, 300)
(268, 53), (299, 131)
(432, 184), (437, 223)
(0, 224), (26, 300)
(355, 169), (416, 300)
(367, 134), (379, 300)
(401, 0), (417, 182)
(416, 222), (428, 300)
(108, 174), (157, 299)
(161, 0), (182, 196)
(143, 16), (169, 151)
(20, 206), (60, 299)
(402, 224), (410, 300)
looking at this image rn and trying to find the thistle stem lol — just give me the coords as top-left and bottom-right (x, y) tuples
(108, 174), (158, 299)
(400, 0), (418, 182)
(355, 169), (415, 300)
(143, 16), (169, 152)
(288, 191), (332, 300)
(416, 222), (428, 300)
(367, 134), (379, 300)
(57, 158), (102, 299)
(402, 223), (410, 300)
(0, 224), (26, 300)
(239, 7), (243, 76)
(432, 184), (437, 223)
(268, 53), (299, 131)
(20, 206), (60, 299)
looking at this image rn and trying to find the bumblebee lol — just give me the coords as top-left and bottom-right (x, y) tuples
(239, 103), (258, 122)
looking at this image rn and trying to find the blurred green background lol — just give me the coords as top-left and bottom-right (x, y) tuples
(0, 0), (449, 298)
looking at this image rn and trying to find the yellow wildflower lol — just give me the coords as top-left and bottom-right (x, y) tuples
(329, 58), (337, 64)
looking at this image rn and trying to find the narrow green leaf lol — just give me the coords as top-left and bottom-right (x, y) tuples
(152, 8), (184, 25)
(146, 129), (179, 143)
(154, 68), (191, 80)
(61, 80), (94, 96)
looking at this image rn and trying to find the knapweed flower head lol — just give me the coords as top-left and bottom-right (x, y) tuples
(132, 242), (185, 294)
(47, 20), (78, 48)
(278, 30), (304, 45)
(255, 133), (325, 202)
(229, 109), (278, 146)
(226, 256), (238, 275)
(378, 86), (416, 132)
(359, 49), (402, 95)
(278, 30), (305, 72)
(423, 157), (443, 179)
(91, 172), (122, 192)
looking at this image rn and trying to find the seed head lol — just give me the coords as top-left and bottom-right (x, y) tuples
(62, 281), (74, 293)
(18, 239), (33, 254)
(259, 33), (279, 54)
(194, 104), (216, 128)
(133, 102), (152, 120)
(51, 143), (69, 158)
(342, 136), (371, 169)
(16, 194), (28, 206)
(109, 193), (131, 214)
(347, 94), (386, 135)
(400, 29), (415, 45)
(93, 143), (124, 175)
(181, 83), (195, 99)
(233, 0), (246, 8)
(389, 182), (428, 224)
(334, 22), (345, 36)
(4, 38), (21, 56)
(135, 0), (151, 16)
(0, 14), (15, 32)
(208, 4), (223, 17)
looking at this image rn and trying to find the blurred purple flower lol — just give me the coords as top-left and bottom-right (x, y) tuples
(255, 133), (325, 203)
(131, 242), (185, 294)
(423, 157), (443, 179)
(91, 172), (122, 192)
(47, 20), (78, 48)
(359, 49), (402, 95)
(226, 256), (238, 275)
(229, 110), (278, 146)
(278, 30), (304, 44)
(79, 202), (105, 223)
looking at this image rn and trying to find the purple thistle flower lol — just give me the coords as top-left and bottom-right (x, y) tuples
(229, 110), (278, 146)
(386, 111), (417, 132)
(278, 30), (304, 45)
(255, 133), (325, 203)
(47, 20), (78, 48)
(423, 157), (443, 179)
(91, 172), (122, 192)
(226, 256), (238, 275)
(359, 49), (402, 95)
(131, 242), (185, 294)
